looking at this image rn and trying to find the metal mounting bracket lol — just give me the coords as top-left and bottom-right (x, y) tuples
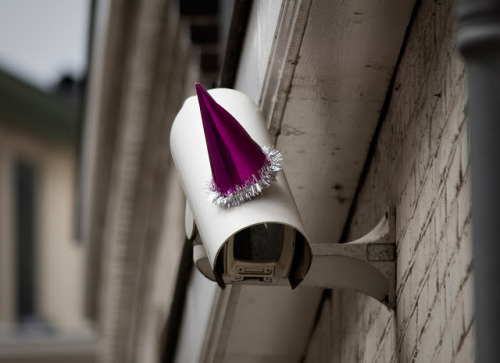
(302, 208), (396, 309)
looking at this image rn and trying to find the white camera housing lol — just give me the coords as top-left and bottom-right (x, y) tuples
(170, 88), (312, 288)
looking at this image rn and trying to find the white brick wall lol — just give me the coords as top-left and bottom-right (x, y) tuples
(305, 0), (474, 361)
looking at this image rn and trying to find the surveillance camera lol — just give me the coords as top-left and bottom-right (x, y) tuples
(222, 223), (302, 285)
(171, 88), (312, 288)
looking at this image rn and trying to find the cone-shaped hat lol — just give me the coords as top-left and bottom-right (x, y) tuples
(195, 83), (282, 208)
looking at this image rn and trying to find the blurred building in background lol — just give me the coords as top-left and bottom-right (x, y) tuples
(0, 69), (96, 362)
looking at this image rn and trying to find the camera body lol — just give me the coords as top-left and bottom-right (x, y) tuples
(171, 88), (312, 288)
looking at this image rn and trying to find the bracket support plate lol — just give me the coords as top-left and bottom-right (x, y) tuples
(302, 208), (396, 309)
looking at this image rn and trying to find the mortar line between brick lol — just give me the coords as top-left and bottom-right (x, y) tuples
(397, 92), (466, 249)
(396, 219), (472, 355)
(398, 83), (465, 246)
(396, 119), (466, 266)
(396, 120), (467, 298)
(420, 249), (472, 341)
(430, 285), (475, 362)
(452, 311), (475, 361)
(396, 235), (442, 351)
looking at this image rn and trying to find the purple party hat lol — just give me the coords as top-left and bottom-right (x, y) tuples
(195, 83), (282, 208)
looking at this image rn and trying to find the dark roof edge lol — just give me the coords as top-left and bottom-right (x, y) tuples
(0, 68), (79, 144)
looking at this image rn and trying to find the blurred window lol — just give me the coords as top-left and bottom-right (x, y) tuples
(15, 159), (36, 323)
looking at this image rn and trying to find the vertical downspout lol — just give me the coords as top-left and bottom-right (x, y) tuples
(458, 1), (500, 361)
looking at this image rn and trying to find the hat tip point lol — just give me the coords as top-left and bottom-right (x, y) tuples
(195, 82), (206, 94)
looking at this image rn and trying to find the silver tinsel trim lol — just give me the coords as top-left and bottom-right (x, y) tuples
(207, 146), (283, 208)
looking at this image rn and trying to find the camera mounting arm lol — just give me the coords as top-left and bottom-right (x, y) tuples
(302, 208), (396, 309)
